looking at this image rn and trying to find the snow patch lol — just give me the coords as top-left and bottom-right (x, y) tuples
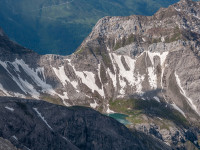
(57, 92), (69, 100)
(97, 64), (102, 85)
(5, 106), (14, 112)
(14, 93), (26, 98)
(171, 103), (186, 118)
(106, 104), (115, 114)
(161, 37), (165, 42)
(147, 51), (168, 66)
(175, 72), (198, 115)
(0, 59), (58, 99)
(107, 46), (111, 52)
(36, 67), (46, 81)
(147, 51), (169, 89)
(67, 60), (104, 97)
(90, 100), (98, 109)
(12, 135), (18, 141)
(148, 67), (157, 89)
(174, 8), (181, 12)
(112, 53), (145, 95)
(53, 66), (78, 91)
(153, 96), (160, 103)
(18, 77), (40, 99)
(33, 108), (53, 130)
(107, 68), (117, 88)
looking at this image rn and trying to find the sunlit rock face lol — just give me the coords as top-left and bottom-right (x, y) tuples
(0, 0), (200, 149)
(0, 0), (200, 118)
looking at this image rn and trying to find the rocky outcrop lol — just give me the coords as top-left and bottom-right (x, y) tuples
(0, 97), (171, 150)
(0, 0), (200, 149)
(0, 0), (199, 118)
(0, 137), (19, 150)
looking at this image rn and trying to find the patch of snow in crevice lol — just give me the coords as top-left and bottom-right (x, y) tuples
(107, 68), (117, 88)
(24, 146), (31, 150)
(111, 53), (145, 95)
(147, 51), (168, 67)
(36, 67), (46, 81)
(153, 96), (160, 103)
(53, 66), (78, 92)
(97, 64), (103, 85)
(81, 71), (105, 97)
(57, 91), (69, 100)
(33, 108), (53, 130)
(106, 104), (115, 114)
(13, 59), (56, 95)
(161, 37), (165, 42)
(174, 8), (181, 12)
(14, 93), (26, 98)
(107, 46), (111, 52)
(62, 136), (71, 142)
(0, 61), (40, 98)
(119, 77), (126, 95)
(71, 66), (104, 97)
(67, 60), (105, 97)
(148, 67), (157, 89)
(135, 51), (145, 59)
(175, 72), (199, 115)
(0, 59), (57, 99)
(193, 15), (200, 20)
(18, 77), (40, 99)
(12, 62), (20, 72)
(90, 100), (99, 109)
(63, 101), (71, 107)
(147, 51), (169, 89)
(171, 103), (186, 118)
(117, 95), (125, 98)
(135, 73), (145, 95)
(0, 63), (29, 96)
(5, 106), (14, 112)
(12, 135), (18, 141)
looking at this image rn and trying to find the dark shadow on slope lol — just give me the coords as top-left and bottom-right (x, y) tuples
(110, 89), (190, 128)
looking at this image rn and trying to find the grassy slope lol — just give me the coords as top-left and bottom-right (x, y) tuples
(0, 0), (179, 55)
(109, 99), (189, 129)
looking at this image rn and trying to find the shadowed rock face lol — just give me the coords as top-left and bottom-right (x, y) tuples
(0, 97), (171, 150)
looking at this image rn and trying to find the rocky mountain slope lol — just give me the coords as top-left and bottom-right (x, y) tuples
(0, 0), (200, 149)
(0, 97), (171, 150)
(0, 0), (179, 55)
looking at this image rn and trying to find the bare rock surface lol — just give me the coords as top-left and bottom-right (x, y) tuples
(0, 0), (200, 149)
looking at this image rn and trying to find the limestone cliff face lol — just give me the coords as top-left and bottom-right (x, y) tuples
(0, 0), (200, 148)
(0, 0), (199, 116)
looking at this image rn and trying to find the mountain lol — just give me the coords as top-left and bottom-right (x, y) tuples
(0, 97), (171, 150)
(0, 0), (179, 55)
(0, 0), (200, 149)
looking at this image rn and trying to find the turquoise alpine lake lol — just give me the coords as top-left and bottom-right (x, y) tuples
(106, 113), (131, 125)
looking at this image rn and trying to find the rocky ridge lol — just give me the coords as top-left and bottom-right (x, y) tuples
(0, 0), (199, 149)
(0, 97), (171, 150)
